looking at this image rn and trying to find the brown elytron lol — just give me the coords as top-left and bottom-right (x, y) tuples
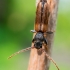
(35, 0), (49, 32)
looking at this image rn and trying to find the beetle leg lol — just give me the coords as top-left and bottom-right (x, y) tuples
(30, 30), (36, 33)
(46, 30), (55, 34)
(32, 39), (34, 43)
(44, 38), (48, 45)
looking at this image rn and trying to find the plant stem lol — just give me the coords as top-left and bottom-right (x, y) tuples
(28, 0), (59, 70)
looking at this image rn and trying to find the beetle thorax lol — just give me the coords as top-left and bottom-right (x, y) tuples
(35, 32), (44, 41)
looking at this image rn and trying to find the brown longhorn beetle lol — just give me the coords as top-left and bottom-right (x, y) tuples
(8, 0), (59, 70)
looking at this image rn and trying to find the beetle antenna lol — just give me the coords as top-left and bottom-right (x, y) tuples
(43, 50), (59, 70)
(8, 47), (32, 59)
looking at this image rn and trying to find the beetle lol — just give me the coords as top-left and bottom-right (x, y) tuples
(31, 0), (53, 49)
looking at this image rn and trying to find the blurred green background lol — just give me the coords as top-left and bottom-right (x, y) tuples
(0, 0), (70, 70)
